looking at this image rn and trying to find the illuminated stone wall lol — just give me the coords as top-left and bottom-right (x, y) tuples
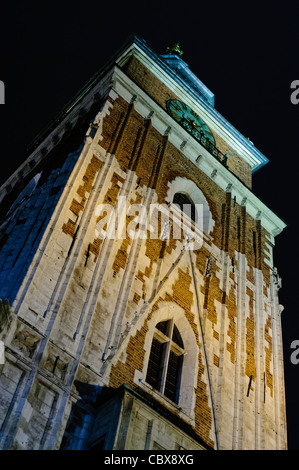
(0, 40), (286, 450)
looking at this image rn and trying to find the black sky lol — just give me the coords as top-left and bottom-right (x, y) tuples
(0, 0), (299, 450)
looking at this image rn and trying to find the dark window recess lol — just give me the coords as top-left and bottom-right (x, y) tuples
(146, 321), (184, 405)
(156, 320), (170, 335)
(172, 324), (184, 348)
(173, 193), (196, 222)
(146, 338), (165, 390)
(164, 351), (182, 403)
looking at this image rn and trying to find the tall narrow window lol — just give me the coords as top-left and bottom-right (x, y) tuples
(146, 320), (184, 404)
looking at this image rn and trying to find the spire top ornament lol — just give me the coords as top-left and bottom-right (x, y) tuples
(165, 42), (183, 58)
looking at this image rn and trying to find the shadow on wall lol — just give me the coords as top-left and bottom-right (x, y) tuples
(60, 382), (122, 450)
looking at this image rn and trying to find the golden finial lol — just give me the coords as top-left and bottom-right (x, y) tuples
(165, 42), (183, 58)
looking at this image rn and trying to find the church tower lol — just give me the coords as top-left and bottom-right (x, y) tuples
(0, 35), (287, 450)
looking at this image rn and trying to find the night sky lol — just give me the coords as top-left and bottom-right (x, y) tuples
(1, 0), (299, 450)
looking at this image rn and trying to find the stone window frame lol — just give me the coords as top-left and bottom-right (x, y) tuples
(166, 176), (214, 235)
(136, 302), (198, 424)
(145, 319), (184, 404)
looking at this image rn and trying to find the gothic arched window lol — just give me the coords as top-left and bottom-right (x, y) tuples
(145, 319), (184, 404)
(173, 192), (196, 222)
(167, 177), (214, 234)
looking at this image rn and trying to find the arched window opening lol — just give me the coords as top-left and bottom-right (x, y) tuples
(167, 177), (214, 234)
(146, 320), (184, 404)
(173, 192), (196, 222)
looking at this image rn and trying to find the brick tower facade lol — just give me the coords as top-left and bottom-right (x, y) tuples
(0, 35), (287, 450)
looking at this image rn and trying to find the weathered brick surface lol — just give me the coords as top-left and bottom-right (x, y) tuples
(97, 93), (285, 449)
(62, 154), (102, 239)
